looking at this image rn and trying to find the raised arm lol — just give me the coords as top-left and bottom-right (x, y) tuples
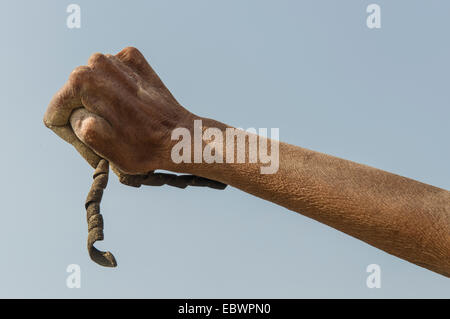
(44, 47), (450, 277)
(168, 117), (450, 278)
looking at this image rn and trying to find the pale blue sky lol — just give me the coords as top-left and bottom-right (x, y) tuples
(0, 0), (449, 298)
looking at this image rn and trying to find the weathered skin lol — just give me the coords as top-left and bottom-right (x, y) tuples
(43, 48), (226, 266)
(44, 47), (450, 277)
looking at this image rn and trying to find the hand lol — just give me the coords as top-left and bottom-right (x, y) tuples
(44, 47), (194, 174)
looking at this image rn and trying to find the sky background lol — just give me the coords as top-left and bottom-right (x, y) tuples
(0, 0), (449, 298)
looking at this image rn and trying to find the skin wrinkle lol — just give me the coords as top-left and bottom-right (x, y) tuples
(175, 135), (450, 277)
(44, 49), (228, 267)
(44, 47), (450, 276)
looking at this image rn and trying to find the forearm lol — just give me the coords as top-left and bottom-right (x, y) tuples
(44, 47), (450, 276)
(168, 116), (450, 277)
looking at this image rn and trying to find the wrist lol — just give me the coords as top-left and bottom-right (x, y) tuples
(161, 113), (229, 175)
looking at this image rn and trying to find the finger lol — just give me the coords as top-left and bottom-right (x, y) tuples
(85, 53), (140, 120)
(88, 52), (138, 93)
(70, 108), (115, 163)
(115, 47), (165, 88)
(106, 53), (178, 111)
(79, 78), (140, 129)
(79, 88), (117, 127)
(43, 66), (92, 127)
(105, 53), (142, 86)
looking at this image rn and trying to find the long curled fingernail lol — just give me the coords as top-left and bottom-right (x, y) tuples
(85, 159), (117, 267)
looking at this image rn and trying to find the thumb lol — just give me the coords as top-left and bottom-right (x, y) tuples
(70, 108), (114, 164)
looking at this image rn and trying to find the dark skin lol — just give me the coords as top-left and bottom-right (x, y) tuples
(44, 47), (450, 277)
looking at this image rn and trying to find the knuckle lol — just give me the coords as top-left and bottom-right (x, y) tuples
(69, 66), (92, 87)
(118, 46), (143, 61)
(88, 52), (108, 67)
(123, 46), (140, 56)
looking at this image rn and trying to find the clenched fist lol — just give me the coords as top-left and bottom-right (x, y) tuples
(43, 47), (450, 278)
(44, 47), (194, 175)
